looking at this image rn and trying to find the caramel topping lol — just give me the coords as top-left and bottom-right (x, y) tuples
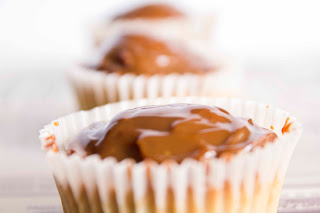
(282, 117), (293, 134)
(93, 34), (212, 75)
(45, 135), (56, 145)
(45, 134), (59, 152)
(68, 104), (277, 163)
(52, 143), (59, 152)
(114, 4), (184, 20)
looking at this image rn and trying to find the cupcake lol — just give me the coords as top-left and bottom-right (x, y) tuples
(39, 97), (302, 213)
(69, 33), (241, 110)
(93, 3), (214, 47)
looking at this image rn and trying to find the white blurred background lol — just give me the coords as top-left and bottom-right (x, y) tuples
(0, 0), (319, 212)
(1, 0), (320, 147)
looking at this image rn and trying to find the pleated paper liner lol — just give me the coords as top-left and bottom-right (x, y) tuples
(39, 97), (302, 213)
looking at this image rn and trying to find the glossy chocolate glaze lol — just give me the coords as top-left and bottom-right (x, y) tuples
(68, 104), (277, 163)
(93, 34), (212, 75)
(114, 4), (184, 20)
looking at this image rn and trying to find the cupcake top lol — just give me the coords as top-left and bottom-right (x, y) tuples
(91, 34), (212, 75)
(113, 4), (184, 20)
(68, 104), (277, 163)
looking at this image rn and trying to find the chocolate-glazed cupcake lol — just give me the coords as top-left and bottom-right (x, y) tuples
(93, 3), (214, 47)
(39, 97), (302, 213)
(69, 33), (240, 110)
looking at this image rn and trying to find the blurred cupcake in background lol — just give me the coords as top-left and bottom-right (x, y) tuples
(68, 33), (241, 110)
(92, 3), (215, 47)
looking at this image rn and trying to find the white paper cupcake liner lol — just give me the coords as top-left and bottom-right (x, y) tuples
(92, 15), (215, 47)
(39, 97), (302, 213)
(67, 55), (242, 110)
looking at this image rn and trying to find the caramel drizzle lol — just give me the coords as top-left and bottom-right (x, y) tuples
(45, 134), (59, 152)
(282, 117), (293, 134)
